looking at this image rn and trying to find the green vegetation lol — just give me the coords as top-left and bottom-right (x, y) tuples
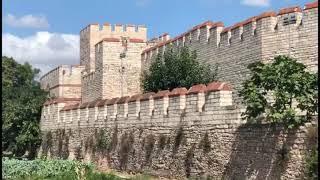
(306, 148), (318, 180)
(305, 125), (318, 179)
(2, 56), (48, 158)
(239, 55), (318, 128)
(2, 158), (155, 180)
(198, 132), (211, 153)
(95, 129), (110, 154)
(2, 158), (93, 179)
(141, 46), (218, 92)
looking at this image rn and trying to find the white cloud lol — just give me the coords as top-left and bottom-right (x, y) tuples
(241, 0), (270, 7)
(4, 14), (49, 29)
(2, 32), (79, 76)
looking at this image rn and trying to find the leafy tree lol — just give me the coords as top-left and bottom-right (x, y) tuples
(141, 46), (218, 92)
(239, 55), (318, 128)
(2, 56), (48, 158)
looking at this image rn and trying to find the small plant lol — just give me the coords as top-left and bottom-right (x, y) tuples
(158, 134), (167, 150)
(306, 148), (318, 179)
(138, 127), (144, 138)
(57, 130), (64, 157)
(42, 131), (52, 158)
(174, 127), (184, 152)
(119, 132), (134, 170)
(84, 137), (90, 153)
(278, 144), (288, 161)
(184, 145), (195, 178)
(145, 134), (156, 163)
(305, 125), (318, 179)
(198, 132), (211, 153)
(74, 145), (83, 160)
(306, 126), (318, 147)
(166, 137), (171, 147)
(61, 135), (69, 159)
(95, 129), (110, 154)
(109, 125), (118, 152)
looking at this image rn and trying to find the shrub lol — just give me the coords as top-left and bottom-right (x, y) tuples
(85, 171), (123, 180)
(95, 129), (110, 154)
(141, 46), (218, 92)
(240, 55), (318, 129)
(2, 158), (94, 179)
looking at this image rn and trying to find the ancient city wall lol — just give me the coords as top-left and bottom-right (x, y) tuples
(39, 2), (318, 179)
(39, 82), (317, 179)
(40, 65), (85, 98)
(142, 3), (318, 106)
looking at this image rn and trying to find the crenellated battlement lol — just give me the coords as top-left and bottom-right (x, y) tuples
(39, 2), (318, 178)
(80, 23), (147, 41)
(41, 81), (239, 130)
(147, 33), (171, 44)
(40, 1), (318, 106)
(142, 4), (316, 56)
(40, 65), (85, 98)
(80, 22), (148, 73)
(141, 2), (318, 106)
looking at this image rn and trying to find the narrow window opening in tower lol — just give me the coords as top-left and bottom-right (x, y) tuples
(283, 14), (297, 26)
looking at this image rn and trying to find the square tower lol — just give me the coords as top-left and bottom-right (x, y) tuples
(80, 23), (148, 103)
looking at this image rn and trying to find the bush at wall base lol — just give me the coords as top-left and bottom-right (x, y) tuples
(2, 157), (95, 179)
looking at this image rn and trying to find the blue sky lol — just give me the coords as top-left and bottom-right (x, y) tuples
(2, 0), (313, 74)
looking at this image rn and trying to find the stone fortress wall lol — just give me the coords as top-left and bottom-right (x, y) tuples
(40, 2), (318, 106)
(40, 65), (85, 99)
(40, 81), (316, 179)
(142, 3), (318, 105)
(39, 1), (318, 179)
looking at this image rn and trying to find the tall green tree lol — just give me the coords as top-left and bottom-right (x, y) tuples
(141, 46), (218, 92)
(2, 56), (48, 158)
(239, 55), (318, 128)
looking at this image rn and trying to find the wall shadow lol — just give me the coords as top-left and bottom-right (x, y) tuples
(222, 123), (298, 180)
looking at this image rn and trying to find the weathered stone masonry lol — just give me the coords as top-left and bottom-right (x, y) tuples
(40, 82), (317, 179)
(39, 1), (318, 179)
(142, 4), (318, 105)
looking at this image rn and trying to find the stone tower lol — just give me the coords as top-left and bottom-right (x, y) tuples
(80, 23), (148, 103)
